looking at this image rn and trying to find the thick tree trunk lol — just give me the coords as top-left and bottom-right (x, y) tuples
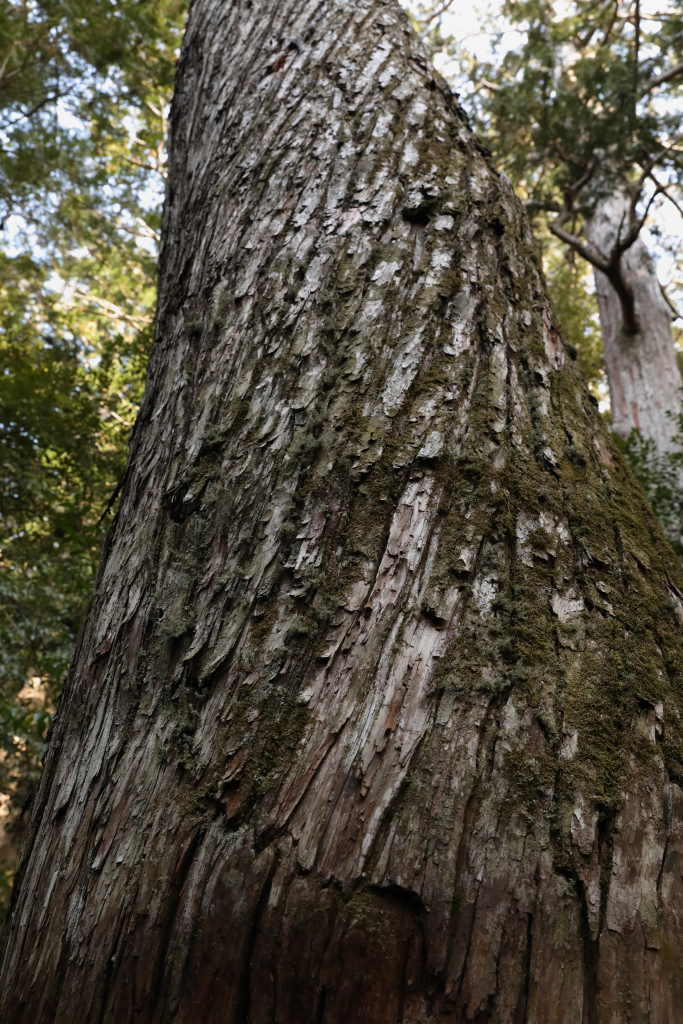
(2, 1), (683, 1021)
(586, 192), (683, 449)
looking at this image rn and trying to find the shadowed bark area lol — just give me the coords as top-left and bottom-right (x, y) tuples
(2, 1), (683, 1021)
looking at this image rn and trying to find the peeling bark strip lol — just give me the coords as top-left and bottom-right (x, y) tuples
(2, 1), (683, 1021)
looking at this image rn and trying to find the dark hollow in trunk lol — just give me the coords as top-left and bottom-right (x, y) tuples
(2, 1), (683, 1021)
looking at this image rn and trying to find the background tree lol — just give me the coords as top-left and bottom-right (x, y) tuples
(410, 0), (683, 544)
(2, 0), (683, 1019)
(0, 0), (186, 917)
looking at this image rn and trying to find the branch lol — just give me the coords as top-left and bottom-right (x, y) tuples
(650, 177), (683, 220)
(552, 139), (588, 170)
(600, 1), (620, 48)
(134, 216), (161, 242)
(114, 217), (161, 242)
(611, 182), (661, 258)
(3, 89), (65, 127)
(66, 292), (153, 328)
(549, 219), (611, 274)
(125, 154), (167, 179)
(546, 157), (645, 334)
(634, 0), (640, 95)
(660, 282), (681, 321)
(547, 157), (610, 271)
(0, 42), (16, 88)
(644, 60), (683, 91)
(524, 200), (563, 213)
(417, 0), (457, 25)
(98, 467), (129, 524)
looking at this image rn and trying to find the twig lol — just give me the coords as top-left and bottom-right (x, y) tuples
(600, 0), (621, 48)
(416, 0), (457, 26)
(647, 60), (683, 91)
(478, 79), (502, 93)
(660, 282), (681, 321)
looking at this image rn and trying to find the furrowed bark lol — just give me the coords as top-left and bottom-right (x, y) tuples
(2, 1), (683, 1021)
(586, 192), (683, 450)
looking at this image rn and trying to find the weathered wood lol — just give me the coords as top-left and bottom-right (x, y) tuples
(2, 1), (683, 1020)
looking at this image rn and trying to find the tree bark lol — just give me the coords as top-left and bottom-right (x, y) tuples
(586, 192), (683, 449)
(2, 1), (683, 1021)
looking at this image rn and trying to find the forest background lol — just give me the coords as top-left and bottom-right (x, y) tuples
(0, 0), (681, 920)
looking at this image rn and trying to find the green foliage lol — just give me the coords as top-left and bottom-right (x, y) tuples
(0, 0), (187, 920)
(1, 0), (184, 228)
(542, 237), (603, 394)
(616, 420), (683, 557)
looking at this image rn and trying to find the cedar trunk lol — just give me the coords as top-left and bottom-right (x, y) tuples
(586, 192), (683, 451)
(2, 1), (683, 1021)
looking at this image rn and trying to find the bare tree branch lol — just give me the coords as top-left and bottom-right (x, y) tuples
(552, 139), (589, 170)
(524, 200), (564, 213)
(549, 160), (610, 271)
(478, 79), (502, 93)
(546, 156), (647, 334)
(660, 281), (681, 321)
(633, 0), (640, 96)
(645, 59), (683, 91)
(600, 0), (621, 48)
(549, 219), (612, 274)
(415, 0), (457, 26)
(648, 175), (683, 220)
(65, 291), (152, 328)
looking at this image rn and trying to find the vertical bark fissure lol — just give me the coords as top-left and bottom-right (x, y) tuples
(239, 851), (280, 1024)
(440, 702), (502, 1009)
(520, 910), (533, 1024)
(577, 871), (599, 1024)
(141, 824), (205, 1024)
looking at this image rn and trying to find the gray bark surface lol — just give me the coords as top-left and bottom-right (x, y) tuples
(2, 1), (683, 1021)
(586, 193), (683, 449)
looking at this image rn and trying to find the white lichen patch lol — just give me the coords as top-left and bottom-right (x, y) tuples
(418, 431), (443, 459)
(560, 727), (578, 760)
(550, 591), (585, 624)
(473, 576), (497, 618)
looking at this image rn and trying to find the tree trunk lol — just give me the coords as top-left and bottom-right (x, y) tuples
(3, 1), (683, 1021)
(586, 192), (683, 449)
